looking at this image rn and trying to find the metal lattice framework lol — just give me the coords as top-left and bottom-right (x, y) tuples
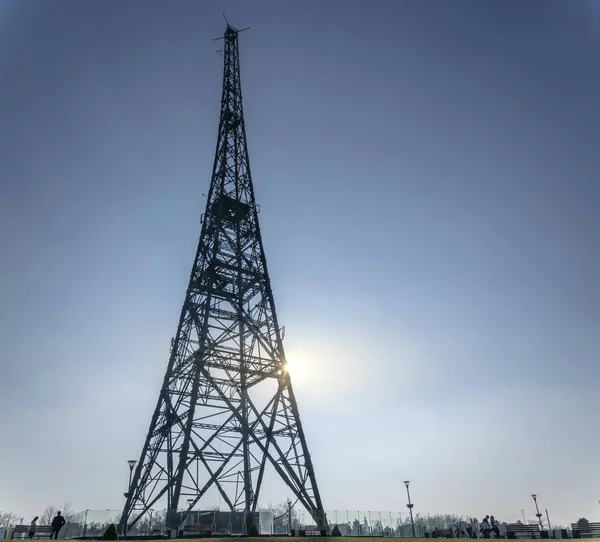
(119, 25), (325, 534)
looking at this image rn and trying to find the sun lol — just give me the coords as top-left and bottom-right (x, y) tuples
(282, 355), (306, 382)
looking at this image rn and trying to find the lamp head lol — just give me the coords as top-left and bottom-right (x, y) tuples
(128, 460), (137, 470)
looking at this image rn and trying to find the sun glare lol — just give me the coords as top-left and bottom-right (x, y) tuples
(283, 357), (304, 381)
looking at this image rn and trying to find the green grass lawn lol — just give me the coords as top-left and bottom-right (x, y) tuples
(155, 539), (420, 542)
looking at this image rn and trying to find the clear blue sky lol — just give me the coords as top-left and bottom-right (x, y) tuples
(1, 0), (599, 527)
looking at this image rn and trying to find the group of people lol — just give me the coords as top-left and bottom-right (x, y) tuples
(479, 515), (501, 538)
(28, 512), (65, 540)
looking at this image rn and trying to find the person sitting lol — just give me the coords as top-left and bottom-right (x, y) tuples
(490, 516), (501, 538)
(479, 517), (492, 539)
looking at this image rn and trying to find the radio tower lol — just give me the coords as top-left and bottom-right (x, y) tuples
(119, 24), (326, 535)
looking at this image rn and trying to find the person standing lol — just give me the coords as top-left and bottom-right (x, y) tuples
(51, 512), (65, 540)
(28, 516), (39, 539)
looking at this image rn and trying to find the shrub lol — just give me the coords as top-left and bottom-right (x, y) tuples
(248, 523), (259, 537)
(331, 525), (342, 537)
(103, 524), (118, 540)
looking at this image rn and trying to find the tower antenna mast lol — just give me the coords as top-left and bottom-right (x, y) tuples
(119, 24), (326, 536)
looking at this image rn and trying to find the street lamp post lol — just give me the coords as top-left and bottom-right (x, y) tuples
(148, 509), (154, 537)
(124, 460), (137, 538)
(187, 499), (194, 529)
(83, 509), (89, 537)
(545, 509), (552, 536)
(127, 460), (137, 494)
(404, 481), (416, 538)
(531, 495), (543, 530)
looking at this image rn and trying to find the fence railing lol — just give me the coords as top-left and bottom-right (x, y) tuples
(3, 509), (574, 539)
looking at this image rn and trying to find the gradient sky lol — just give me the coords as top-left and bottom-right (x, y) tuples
(1, 0), (599, 528)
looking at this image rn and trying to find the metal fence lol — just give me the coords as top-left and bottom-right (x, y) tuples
(15, 509), (478, 538)
(4, 509), (575, 539)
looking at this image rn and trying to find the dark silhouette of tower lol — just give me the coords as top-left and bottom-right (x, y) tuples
(119, 24), (326, 535)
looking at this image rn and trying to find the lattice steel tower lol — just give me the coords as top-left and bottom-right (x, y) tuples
(119, 24), (326, 535)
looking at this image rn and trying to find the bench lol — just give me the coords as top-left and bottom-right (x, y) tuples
(506, 523), (541, 539)
(572, 522), (600, 538)
(182, 523), (212, 536)
(299, 525), (327, 537)
(430, 528), (454, 538)
(11, 526), (53, 539)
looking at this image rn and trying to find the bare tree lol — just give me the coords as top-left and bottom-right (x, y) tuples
(0, 511), (20, 528)
(41, 506), (58, 526)
(272, 500), (301, 534)
(60, 502), (74, 522)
